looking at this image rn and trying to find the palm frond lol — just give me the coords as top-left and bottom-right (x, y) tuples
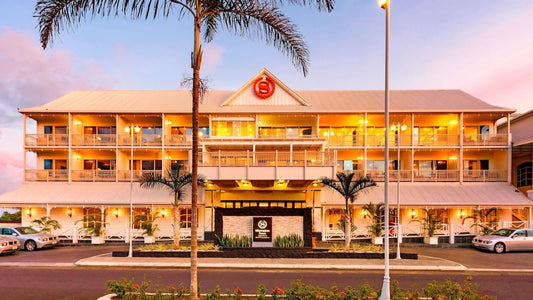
(268, 0), (335, 12)
(206, 1), (310, 76)
(35, 0), (173, 49)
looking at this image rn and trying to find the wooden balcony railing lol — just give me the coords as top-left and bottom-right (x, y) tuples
(117, 134), (162, 146)
(25, 134), (68, 147)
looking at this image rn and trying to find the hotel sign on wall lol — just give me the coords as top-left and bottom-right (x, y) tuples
(253, 76), (275, 99)
(252, 217), (272, 242)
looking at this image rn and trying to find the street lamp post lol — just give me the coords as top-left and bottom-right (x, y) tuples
(391, 123), (406, 259)
(125, 125), (140, 258)
(377, 0), (391, 299)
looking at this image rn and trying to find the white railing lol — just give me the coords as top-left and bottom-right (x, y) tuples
(413, 170), (460, 182)
(454, 223), (473, 235)
(501, 221), (529, 229)
(25, 169), (68, 182)
(200, 151), (335, 167)
(463, 134), (508, 146)
(71, 134), (116, 146)
(463, 170), (507, 182)
(25, 134), (68, 147)
(71, 170), (117, 182)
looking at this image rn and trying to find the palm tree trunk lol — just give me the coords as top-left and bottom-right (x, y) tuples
(173, 204), (181, 249)
(344, 210), (351, 249)
(189, 6), (202, 299)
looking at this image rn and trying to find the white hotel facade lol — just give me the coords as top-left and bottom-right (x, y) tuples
(1, 69), (532, 244)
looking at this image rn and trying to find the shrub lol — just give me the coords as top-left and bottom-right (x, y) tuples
(273, 234), (304, 248)
(216, 234), (252, 248)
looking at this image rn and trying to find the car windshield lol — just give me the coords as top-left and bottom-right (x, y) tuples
(492, 229), (514, 237)
(15, 227), (39, 234)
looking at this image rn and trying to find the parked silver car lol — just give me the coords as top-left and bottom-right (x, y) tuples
(472, 228), (533, 253)
(0, 226), (58, 251)
(0, 236), (20, 255)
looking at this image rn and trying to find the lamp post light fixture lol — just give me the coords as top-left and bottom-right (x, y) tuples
(377, 0), (391, 299)
(125, 124), (140, 258)
(391, 123), (406, 260)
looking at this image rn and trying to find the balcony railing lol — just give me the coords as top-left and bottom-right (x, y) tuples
(414, 134), (460, 147)
(199, 151), (335, 167)
(117, 170), (163, 182)
(365, 170), (461, 182)
(463, 134), (508, 146)
(25, 134), (68, 147)
(71, 170), (117, 182)
(25, 169), (68, 182)
(71, 134), (116, 146)
(463, 170), (507, 182)
(165, 135), (191, 146)
(117, 134), (162, 146)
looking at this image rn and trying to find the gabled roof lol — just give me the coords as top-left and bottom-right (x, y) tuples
(18, 69), (515, 115)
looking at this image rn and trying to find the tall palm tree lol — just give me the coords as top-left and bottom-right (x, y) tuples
(139, 164), (197, 249)
(320, 172), (376, 249)
(35, 1), (335, 297)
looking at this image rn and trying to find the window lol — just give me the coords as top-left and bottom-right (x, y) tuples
(84, 160), (116, 170)
(213, 121), (255, 137)
(82, 207), (104, 229)
(517, 162), (532, 187)
(133, 208), (150, 229)
(44, 159), (53, 170)
(141, 160), (162, 171)
(44, 125), (53, 134)
(220, 201), (305, 208)
(180, 208), (192, 228)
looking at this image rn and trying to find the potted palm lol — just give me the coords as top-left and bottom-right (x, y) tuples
(32, 216), (61, 233)
(362, 202), (385, 245)
(416, 208), (444, 245)
(76, 214), (106, 244)
(462, 208), (498, 235)
(135, 211), (160, 243)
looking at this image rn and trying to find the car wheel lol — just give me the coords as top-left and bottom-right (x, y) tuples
(25, 240), (37, 251)
(494, 242), (505, 254)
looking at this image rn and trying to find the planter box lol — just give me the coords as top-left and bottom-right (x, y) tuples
(144, 236), (155, 244)
(112, 248), (418, 260)
(424, 236), (439, 245)
(372, 237), (383, 245)
(91, 235), (105, 244)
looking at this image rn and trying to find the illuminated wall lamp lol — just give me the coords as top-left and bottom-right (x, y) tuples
(411, 209), (417, 220)
(67, 208), (72, 218)
(362, 210), (368, 219)
(26, 208), (32, 218)
(460, 209), (466, 219)
(114, 208), (119, 218)
(160, 209), (165, 218)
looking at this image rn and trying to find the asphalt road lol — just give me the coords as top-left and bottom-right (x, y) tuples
(1, 245), (533, 299)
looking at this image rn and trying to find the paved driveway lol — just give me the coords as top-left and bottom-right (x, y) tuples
(413, 247), (533, 270)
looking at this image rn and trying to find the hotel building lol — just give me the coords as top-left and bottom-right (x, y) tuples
(1, 69), (532, 244)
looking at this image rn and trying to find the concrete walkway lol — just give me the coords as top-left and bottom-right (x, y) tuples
(75, 253), (467, 271)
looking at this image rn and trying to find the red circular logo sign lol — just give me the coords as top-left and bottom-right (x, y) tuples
(253, 76), (275, 99)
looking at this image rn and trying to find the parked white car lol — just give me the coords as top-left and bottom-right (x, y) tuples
(0, 236), (19, 255)
(0, 226), (58, 251)
(472, 228), (533, 253)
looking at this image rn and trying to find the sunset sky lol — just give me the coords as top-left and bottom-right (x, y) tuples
(1, 1), (533, 195)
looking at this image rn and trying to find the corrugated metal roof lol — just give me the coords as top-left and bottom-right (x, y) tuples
(1, 182), (531, 207)
(18, 89), (514, 114)
(323, 182), (533, 207)
(0, 182), (190, 206)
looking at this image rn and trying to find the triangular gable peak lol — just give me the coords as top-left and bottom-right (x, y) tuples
(220, 68), (310, 107)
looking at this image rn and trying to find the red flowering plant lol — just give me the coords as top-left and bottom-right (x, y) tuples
(105, 277), (150, 299)
(271, 286), (285, 299)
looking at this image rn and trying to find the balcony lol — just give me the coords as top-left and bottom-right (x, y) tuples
(199, 151), (336, 180)
(463, 170), (507, 182)
(365, 170), (460, 182)
(71, 134), (116, 146)
(25, 134), (68, 147)
(25, 169), (68, 182)
(117, 134), (162, 146)
(71, 170), (117, 182)
(463, 134), (508, 146)
(165, 135), (191, 146)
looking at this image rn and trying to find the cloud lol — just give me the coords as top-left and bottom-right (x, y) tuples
(0, 27), (119, 126)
